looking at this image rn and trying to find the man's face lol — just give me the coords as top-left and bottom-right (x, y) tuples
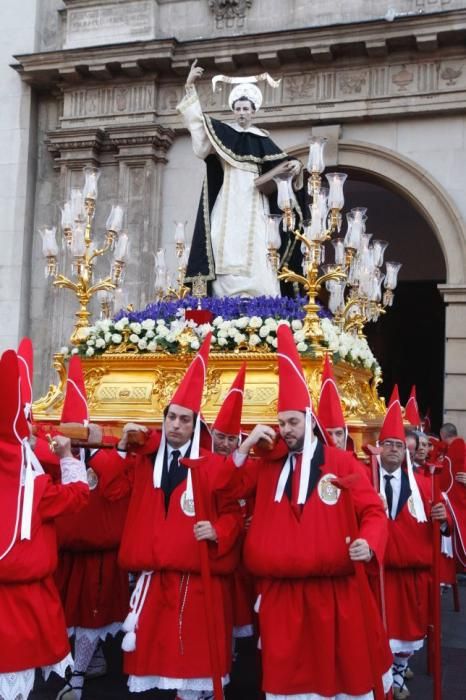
(405, 435), (417, 459)
(440, 429), (455, 445)
(164, 404), (194, 448)
(278, 411), (306, 452)
(212, 429), (239, 456)
(233, 99), (254, 130)
(379, 438), (406, 472)
(415, 435), (429, 463)
(327, 426), (346, 450)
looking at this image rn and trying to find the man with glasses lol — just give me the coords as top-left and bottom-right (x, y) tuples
(370, 388), (449, 700)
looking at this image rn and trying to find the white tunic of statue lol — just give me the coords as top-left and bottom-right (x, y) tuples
(177, 89), (280, 298)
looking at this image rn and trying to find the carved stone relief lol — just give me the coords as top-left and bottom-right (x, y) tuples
(208, 0), (253, 29)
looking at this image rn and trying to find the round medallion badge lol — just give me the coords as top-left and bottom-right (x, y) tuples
(86, 467), (99, 490)
(318, 473), (341, 505)
(180, 490), (196, 517)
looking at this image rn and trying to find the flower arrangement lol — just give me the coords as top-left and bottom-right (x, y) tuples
(68, 296), (380, 374)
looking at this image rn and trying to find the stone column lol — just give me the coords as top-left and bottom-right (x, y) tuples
(438, 284), (466, 436)
(108, 124), (174, 310)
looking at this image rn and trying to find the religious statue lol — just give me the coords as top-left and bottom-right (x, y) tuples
(177, 60), (304, 298)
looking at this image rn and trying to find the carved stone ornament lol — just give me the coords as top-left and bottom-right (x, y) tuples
(209, 0), (253, 28)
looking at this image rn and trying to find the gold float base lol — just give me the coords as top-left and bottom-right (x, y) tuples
(33, 351), (386, 456)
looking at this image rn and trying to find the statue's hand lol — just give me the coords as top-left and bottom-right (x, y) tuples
(186, 59), (204, 86)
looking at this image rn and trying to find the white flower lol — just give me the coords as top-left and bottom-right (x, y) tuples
(141, 319), (156, 330)
(166, 332), (177, 343)
(129, 333), (139, 343)
(86, 347), (95, 357)
(129, 322), (142, 334)
(220, 320), (232, 332)
(111, 333), (122, 343)
(249, 333), (261, 346)
(104, 332), (112, 343)
(138, 339), (148, 350)
(293, 330), (305, 343)
(227, 327), (238, 338)
(114, 318), (129, 330)
(147, 340), (157, 352)
(190, 339), (200, 350)
(297, 342), (308, 352)
(235, 317), (249, 329)
(218, 337), (228, 347)
(212, 316), (223, 327)
(95, 338), (106, 349)
(234, 332), (246, 344)
(249, 316), (262, 329)
(96, 319), (111, 332)
(156, 318), (166, 326)
(86, 338), (95, 346)
(145, 329), (155, 339)
(71, 348), (79, 355)
(157, 326), (169, 338)
(217, 329), (228, 339)
(291, 319), (303, 331)
(197, 323), (213, 338)
(259, 326), (269, 338)
(265, 335), (275, 345)
(264, 318), (278, 331)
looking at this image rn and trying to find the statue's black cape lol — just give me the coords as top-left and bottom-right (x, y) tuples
(184, 116), (307, 294)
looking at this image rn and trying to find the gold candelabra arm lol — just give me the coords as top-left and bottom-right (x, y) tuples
(316, 268), (346, 288)
(277, 266), (310, 290)
(87, 276), (116, 298)
(88, 230), (116, 264)
(53, 275), (79, 294)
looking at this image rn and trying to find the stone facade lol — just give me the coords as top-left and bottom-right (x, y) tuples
(3, 0), (466, 431)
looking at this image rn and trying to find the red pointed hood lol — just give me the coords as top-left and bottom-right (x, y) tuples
(405, 385), (421, 427)
(17, 337), (34, 420)
(61, 355), (89, 424)
(318, 354), (345, 429)
(212, 363), (246, 436)
(0, 350), (29, 560)
(276, 325), (312, 413)
(170, 333), (212, 413)
(379, 385), (405, 443)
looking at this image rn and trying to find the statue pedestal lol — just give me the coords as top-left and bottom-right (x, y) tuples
(33, 350), (386, 456)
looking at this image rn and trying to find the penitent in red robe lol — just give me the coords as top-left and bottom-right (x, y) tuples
(35, 437), (131, 630)
(232, 439), (392, 698)
(113, 431), (243, 689)
(0, 472), (89, 673)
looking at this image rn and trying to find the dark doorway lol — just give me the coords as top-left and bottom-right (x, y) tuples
(333, 170), (447, 431)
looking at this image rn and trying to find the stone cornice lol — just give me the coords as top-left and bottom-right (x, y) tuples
(12, 10), (466, 89)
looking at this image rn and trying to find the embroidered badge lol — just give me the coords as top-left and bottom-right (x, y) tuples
(86, 467), (99, 490)
(407, 495), (417, 518)
(180, 491), (196, 517)
(318, 473), (341, 505)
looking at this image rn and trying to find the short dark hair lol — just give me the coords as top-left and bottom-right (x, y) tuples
(440, 422), (458, 438)
(163, 404), (197, 424)
(232, 97), (256, 112)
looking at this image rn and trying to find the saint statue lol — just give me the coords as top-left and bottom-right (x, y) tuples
(177, 60), (304, 298)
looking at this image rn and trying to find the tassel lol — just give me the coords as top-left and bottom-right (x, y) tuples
(121, 631), (137, 652)
(122, 610), (138, 633)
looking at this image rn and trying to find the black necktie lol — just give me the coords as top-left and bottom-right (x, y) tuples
(384, 474), (394, 519)
(169, 449), (181, 472)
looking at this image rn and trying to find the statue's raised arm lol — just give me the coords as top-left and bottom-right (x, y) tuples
(177, 66), (305, 298)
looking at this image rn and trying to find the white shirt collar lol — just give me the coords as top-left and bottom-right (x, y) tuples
(167, 440), (191, 459)
(226, 121), (269, 137)
(380, 464), (402, 482)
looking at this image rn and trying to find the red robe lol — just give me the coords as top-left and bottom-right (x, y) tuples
(115, 431), (242, 681)
(440, 438), (466, 570)
(231, 439), (391, 697)
(367, 467), (450, 644)
(0, 475), (88, 672)
(35, 438), (130, 629)
(231, 496), (255, 635)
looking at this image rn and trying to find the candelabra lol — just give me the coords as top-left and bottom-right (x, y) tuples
(40, 166), (129, 344)
(274, 136), (401, 345)
(153, 222), (191, 301)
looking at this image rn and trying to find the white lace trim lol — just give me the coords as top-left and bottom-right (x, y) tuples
(60, 457), (87, 485)
(69, 622), (122, 643)
(265, 670), (392, 700)
(0, 669), (34, 700)
(0, 653), (73, 700)
(233, 624), (254, 638)
(389, 637), (424, 654)
(42, 652), (74, 681)
(128, 674), (229, 693)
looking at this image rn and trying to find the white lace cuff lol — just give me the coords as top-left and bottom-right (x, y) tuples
(60, 457), (87, 485)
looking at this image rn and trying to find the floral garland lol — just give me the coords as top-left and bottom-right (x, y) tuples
(68, 296), (380, 375)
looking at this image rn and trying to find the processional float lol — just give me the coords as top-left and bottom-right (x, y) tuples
(33, 136), (402, 453)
